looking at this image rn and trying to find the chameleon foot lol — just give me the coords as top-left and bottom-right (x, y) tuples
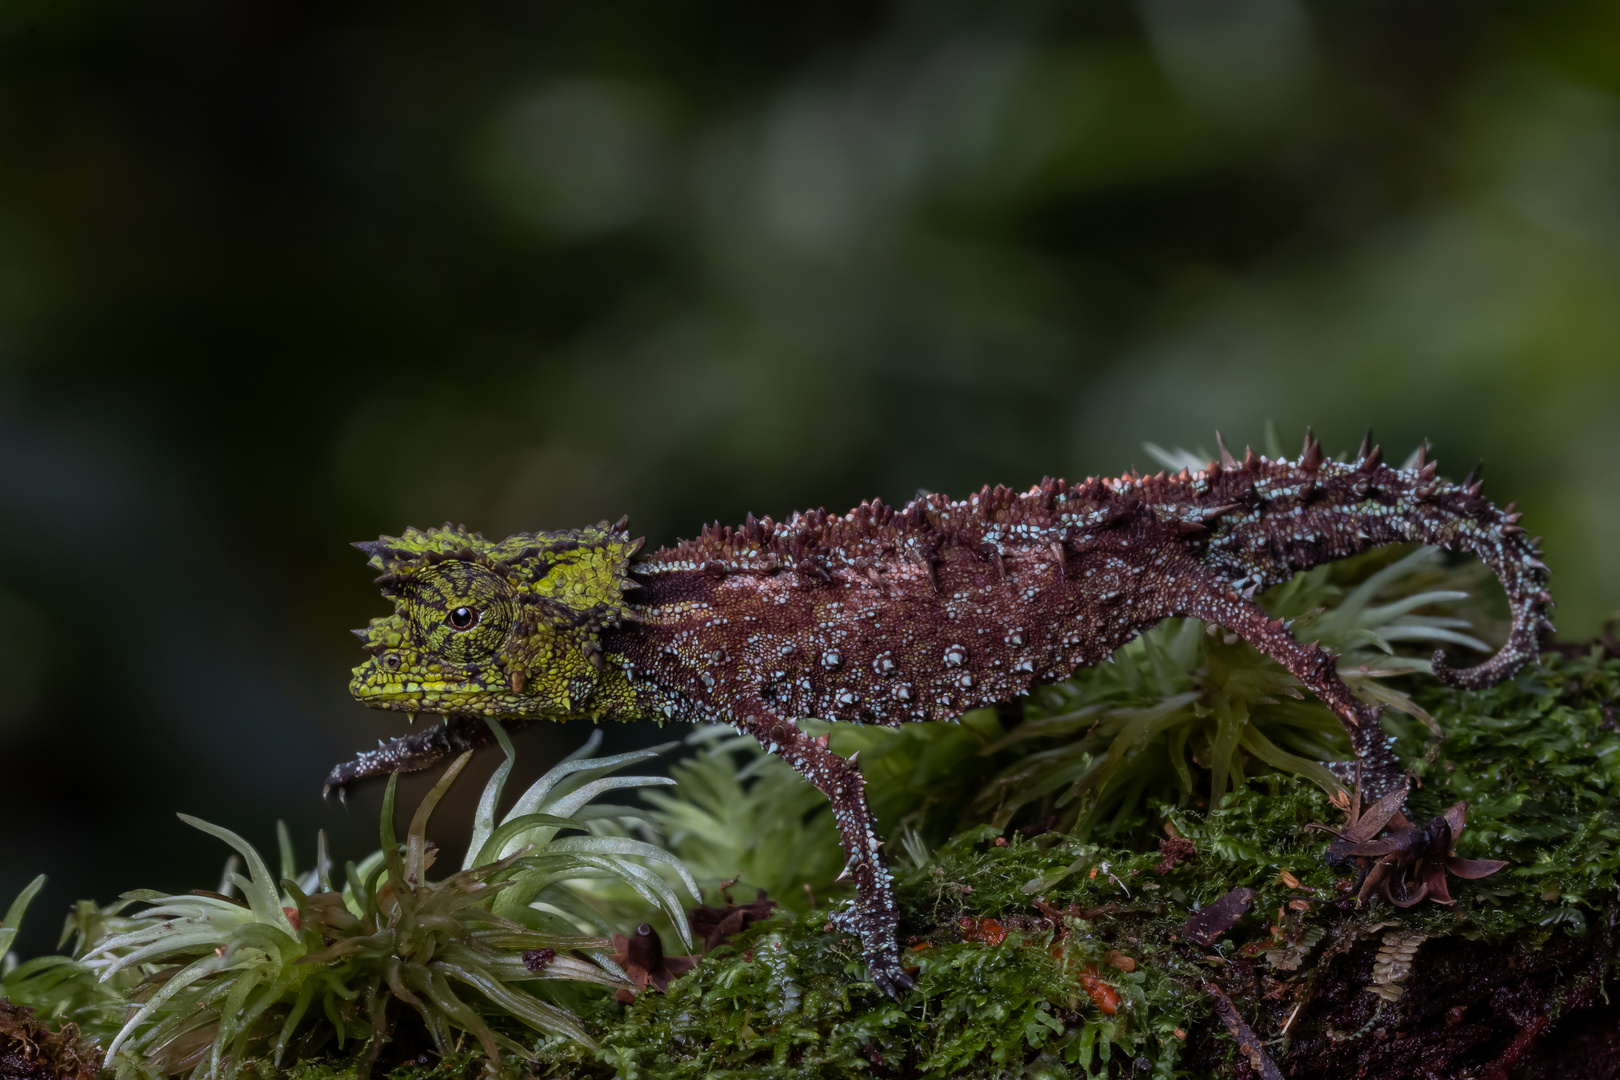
(322, 715), (527, 795)
(867, 953), (915, 998)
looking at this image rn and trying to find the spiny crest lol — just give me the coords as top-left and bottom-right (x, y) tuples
(355, 522), (492, 586)
(653, 474), (1127, 568)
(356, 517), (644, 629)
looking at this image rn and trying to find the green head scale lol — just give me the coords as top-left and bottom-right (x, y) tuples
(349, 519), (642, 718)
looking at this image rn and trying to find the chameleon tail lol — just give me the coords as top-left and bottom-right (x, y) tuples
(1199, 437), (1553, 693)
(1319, 447), (1552, 691)
(1402, 483), (1554, 691)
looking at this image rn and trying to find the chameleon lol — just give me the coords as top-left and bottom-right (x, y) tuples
(331, 432), (1552, 995)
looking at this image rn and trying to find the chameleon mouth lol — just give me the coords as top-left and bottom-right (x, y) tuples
(351, 669), (471, 711)
(348, 664), (515, 717)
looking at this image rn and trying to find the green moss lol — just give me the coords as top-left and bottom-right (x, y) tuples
(521, 651), (1619, 1080)
(6, 550), (1617, 1079)
(580, 913), (1176, 1080)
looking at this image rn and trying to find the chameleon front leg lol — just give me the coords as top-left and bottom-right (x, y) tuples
(323, 715), (531, 797)
(1160, 561), (1404, 796)
(733, 706), (913, 997)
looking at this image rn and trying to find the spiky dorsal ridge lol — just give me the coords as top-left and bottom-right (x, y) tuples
(650, 475), (1124, 567)
(641, 430), (1550, 686)
(651, 461), (1332, 567)
(356, 518), (644, 629)
(646, 427), (1530, 569)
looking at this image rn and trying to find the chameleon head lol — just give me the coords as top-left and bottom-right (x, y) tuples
(348, 520), (642, 718)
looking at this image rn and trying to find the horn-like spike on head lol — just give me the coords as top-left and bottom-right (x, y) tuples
(354, 524), (486, 573)
(1215, 431), (1238, 469)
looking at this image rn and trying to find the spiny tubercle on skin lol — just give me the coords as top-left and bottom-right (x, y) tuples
(618, 448), (1547, 724)
(338, 434), (1551, 995)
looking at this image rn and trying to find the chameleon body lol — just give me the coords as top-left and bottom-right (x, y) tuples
(336, 435), (1551, 994)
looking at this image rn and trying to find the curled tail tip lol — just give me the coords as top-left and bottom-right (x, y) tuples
(1431, 628), (1546, 691)
(1419, 472), (1555, 691)
(1430, 647), (1472, 689)
(1432, 644), (1511, 690)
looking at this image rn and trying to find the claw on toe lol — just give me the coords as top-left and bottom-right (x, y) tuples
(868, 960), (916, 998)
(322, 768), (350, 801)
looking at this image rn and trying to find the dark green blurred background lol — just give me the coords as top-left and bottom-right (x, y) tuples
(2, 1), (1617, 956)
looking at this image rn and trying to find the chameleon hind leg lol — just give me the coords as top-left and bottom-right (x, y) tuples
(732, 705), (912, 997)
(1155, 558), (1404, 796)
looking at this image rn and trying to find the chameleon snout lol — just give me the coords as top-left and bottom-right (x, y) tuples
(349, 656), (525, 718)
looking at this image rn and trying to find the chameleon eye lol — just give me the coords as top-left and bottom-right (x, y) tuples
(448, 606), (479, 630)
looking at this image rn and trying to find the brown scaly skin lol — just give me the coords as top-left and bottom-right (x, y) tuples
(332, 433), (1553, 996)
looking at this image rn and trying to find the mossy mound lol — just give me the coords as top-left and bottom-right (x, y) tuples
(523, 651), (1620, 1080)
